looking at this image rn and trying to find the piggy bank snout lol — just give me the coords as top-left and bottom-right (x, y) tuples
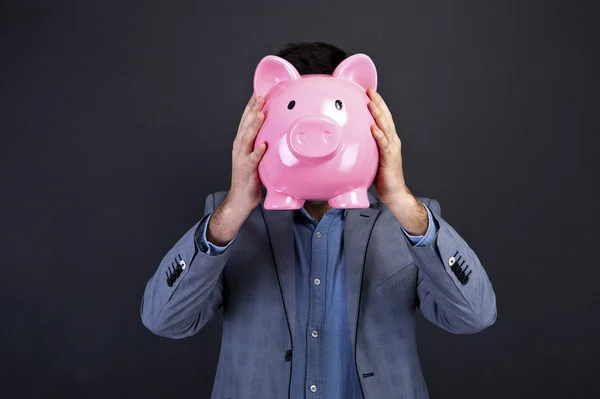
(288, 116), (341, 160)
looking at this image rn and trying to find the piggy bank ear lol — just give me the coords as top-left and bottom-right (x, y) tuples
(332, 53), (377, 91)
(253, 55), (301, 96)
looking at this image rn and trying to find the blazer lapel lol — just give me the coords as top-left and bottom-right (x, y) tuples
(259, 192), (297, 347)
(344, 190), (380, 357)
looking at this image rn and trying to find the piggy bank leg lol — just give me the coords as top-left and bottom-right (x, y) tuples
(264, 190), (305, 210)
(328, 188), (370, 209)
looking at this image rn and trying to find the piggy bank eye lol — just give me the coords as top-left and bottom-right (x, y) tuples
(335, 99), (343, 110)
(287, 100), (296, 110)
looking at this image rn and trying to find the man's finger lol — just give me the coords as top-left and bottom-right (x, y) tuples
(371, 123), (389, 150)
(372, 124), (399, 168)
(249, 141), (268, 165)
(240, 111), (264, 151)
(368, 99), (390, 134)
(239, 96), (264, 134)
(371, 123), (388, 143)
(237, 95), (256, 131)
(368, 89), (396, 134)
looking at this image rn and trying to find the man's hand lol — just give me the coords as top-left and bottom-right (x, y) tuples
(207, 95), (267, 246)
(228, 95), (267, 211)
(367, 88), (428, 236)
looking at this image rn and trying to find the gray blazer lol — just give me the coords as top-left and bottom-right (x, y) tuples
(141, 189), (496, 399)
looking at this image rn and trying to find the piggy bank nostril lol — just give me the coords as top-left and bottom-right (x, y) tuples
(296, 132), (306, 143)
(323, 131), (332, 143)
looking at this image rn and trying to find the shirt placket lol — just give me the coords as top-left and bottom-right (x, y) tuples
(305, 217), (329, 397)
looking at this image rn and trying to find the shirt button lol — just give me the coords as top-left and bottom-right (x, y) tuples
(311, 330), (319, 338)
(314, 278), (321, 286)
(448, 256), (456, 266)
(310, 384), (317, 392)
(316, 231), (322, 238)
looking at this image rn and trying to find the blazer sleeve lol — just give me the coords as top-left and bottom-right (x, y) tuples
(140, 192), (231, 338)
(410, 198), (497, 334)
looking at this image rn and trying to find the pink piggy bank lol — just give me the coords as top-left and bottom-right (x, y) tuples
(253, 53), (379, 210)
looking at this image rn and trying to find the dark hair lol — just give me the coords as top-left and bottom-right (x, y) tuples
(276, 42), (347, 75)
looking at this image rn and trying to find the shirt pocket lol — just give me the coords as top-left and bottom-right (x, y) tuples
(375, 262), (417, 297)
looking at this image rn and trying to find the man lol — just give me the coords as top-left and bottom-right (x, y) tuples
(141, 42), (496, 399)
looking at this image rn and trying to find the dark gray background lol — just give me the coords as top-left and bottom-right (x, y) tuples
(1, 0), (598, 398)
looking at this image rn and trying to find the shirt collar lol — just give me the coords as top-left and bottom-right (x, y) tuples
(294, 206), (347, 225)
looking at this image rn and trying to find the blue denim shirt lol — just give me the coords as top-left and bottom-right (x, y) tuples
(195, 203), (438, 398)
